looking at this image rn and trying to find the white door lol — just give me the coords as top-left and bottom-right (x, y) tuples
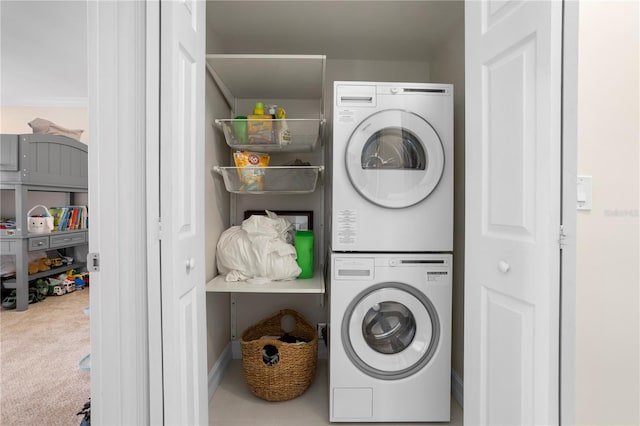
(159, 0), (207, 424)
(464, 1), (562, 425)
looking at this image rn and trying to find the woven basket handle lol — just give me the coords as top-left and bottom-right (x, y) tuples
(27, 204), (51, 217)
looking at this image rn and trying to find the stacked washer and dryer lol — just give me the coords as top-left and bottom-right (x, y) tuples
(329, 82), (454, 422)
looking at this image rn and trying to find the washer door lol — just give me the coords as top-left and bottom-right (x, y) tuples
(341, 282), (440, 380)
(345, 109), (445, 208)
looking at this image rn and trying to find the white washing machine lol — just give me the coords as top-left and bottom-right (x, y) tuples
(331, 81), (453, 252)
(329, 252), (452, 422)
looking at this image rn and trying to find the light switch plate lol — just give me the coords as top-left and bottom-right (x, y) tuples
(577, 175), (592, 210)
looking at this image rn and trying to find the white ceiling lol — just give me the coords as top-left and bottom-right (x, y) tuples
(0, 1), (463, 106)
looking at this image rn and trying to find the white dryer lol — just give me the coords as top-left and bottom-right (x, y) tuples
(329, 252), (452, 422)
(331, 81), (453, 252)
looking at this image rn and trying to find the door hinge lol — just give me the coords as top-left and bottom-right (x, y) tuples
(157, 219), (163, 240)
(87, 252), (100, 272)
(558, 225), (567, 249)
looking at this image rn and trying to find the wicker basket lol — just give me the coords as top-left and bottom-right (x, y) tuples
(240, 309), (318, 401)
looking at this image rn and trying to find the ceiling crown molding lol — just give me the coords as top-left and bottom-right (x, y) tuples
(1, 97), (89, 108)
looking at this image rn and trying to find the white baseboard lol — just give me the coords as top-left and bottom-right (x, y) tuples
(207, 343), (232, 401)
(451, 369), (463, 408)
(231, 340), (242, 359)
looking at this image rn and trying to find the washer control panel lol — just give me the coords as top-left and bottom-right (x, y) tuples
(334, 257), (374, 280)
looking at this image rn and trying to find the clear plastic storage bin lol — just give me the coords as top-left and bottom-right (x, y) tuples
(215, 118), (324, 152)
(213, 166), (322, 194)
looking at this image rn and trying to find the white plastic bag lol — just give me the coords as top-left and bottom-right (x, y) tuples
(242, 211), (295, 244)
(216, 212), (301, 282)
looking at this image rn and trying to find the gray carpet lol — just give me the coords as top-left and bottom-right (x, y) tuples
(0, 288), (90, 425)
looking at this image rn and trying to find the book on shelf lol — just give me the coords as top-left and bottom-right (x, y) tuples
(49, 205), (88, 231)
(48, 208), (65, 229)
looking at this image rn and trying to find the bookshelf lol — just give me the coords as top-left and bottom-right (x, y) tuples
(0, 134), (88, 311)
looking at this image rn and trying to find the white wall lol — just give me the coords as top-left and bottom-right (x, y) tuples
(0, 106), (89, 143)
(0, 1), (87, 106)
(576, 2), (639, 424)
(204, 76), (232, 369)
(204, 47), (232, 371)
(0, 1), (88, 141)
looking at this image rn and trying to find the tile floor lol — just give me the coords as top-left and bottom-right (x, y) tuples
(209, 359), (463, 425)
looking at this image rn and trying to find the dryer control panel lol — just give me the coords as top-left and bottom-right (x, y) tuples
(336, 84), (377, 107)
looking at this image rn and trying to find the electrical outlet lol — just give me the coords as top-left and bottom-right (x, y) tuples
(317, 322), (326, 337)
(317, 323), (328, 355)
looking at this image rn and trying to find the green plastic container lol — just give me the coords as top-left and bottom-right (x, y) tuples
(294, 231), (314, 279)
(233, 115), (248, 144)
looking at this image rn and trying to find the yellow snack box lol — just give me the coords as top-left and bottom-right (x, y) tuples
(233, 151), (270, 191)
(247, 115), (274, 144)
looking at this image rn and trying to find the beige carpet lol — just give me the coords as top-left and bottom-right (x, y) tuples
(0, 288), (90, 426)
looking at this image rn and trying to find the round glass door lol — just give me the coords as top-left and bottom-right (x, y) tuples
(362, 301), (416, 355)
(361, 128), (426, 170)
(345, 109), (444, 208)
(341, 282), (440, 380)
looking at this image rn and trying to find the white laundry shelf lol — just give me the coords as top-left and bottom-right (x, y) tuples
(206, 271), (324, 293)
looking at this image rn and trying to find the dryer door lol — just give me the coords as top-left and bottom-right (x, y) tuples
(341, 282), (440, 380)
(345, 109), (445, 208)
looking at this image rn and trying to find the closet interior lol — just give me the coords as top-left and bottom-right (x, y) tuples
(203, 0), (465, 414)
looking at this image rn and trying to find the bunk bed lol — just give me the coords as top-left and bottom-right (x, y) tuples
(0, 134), (88, 311)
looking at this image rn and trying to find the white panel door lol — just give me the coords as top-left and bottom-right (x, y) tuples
(465, 1), (562, 425)
(160, 0), (207, 424)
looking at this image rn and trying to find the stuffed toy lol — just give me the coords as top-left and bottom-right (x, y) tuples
(28, 258), (52, 274)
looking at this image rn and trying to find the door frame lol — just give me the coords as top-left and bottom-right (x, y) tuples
(87, 1), (155, 424)
(87, 0), (579, 423)
(560, 1), (579, 424)
(145, 1), (164, 423)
